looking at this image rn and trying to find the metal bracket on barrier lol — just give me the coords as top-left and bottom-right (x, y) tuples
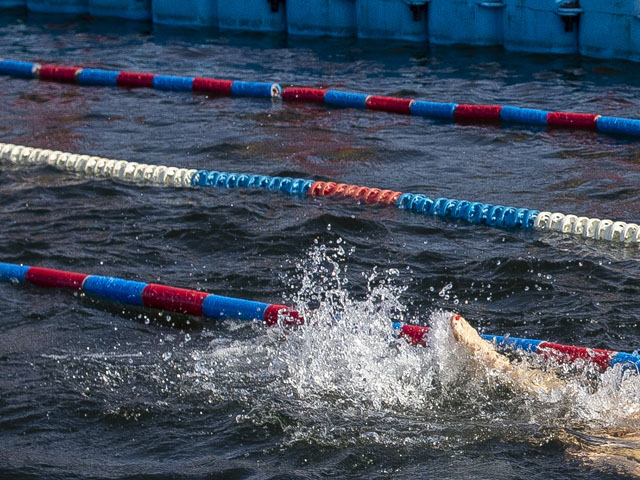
(403, 0), (430, 22)
(478, 2), (506, 8)
(556, 3), (583, 33)
(268, 0), (284, 13)
(410, 4), (426, 21)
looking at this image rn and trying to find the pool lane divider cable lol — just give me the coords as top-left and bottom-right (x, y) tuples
(0, 59), (281, 99)
(1, 58), (640, 137)
(1, 262), (638, 373)
(2, 142), (640, 245)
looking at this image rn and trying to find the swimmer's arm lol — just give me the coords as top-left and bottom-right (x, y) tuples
(450, 315), (563, 395)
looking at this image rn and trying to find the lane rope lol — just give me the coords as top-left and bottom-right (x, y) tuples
(2, 58), (640, 137)
(1, 261), (637, 372)
(2, 142), (639, 245)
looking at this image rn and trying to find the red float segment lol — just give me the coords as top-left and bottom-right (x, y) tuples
(365, 95), (413, 115)
(192, 77), (233, 95)
(320, 181), (338, 196)
(309, 181), (328, 197)
(344, 185), (362, 198)
(361, 188), (401, 205)
(363, 188), (384, 203)
(547, 112), (599, 130)
(25, 267), (88, 290)
(263, 304), (304, 326)
(398, 324), (429, 346)
(378, 190), (402, 205)
(142, 283), (208, 317)
(282, 87), (327, 103)
(454, 104), (503, 122)
(39, 65), (81, 83)
(309, 181), (402, 206)
(117, 71), (156, 88)
(538, 341), (614, 371)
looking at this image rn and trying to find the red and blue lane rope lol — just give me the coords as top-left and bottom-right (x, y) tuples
(0, 262), (301, 326)
(1, 59), (639, 137)
(284, 87), (639, 135)
(0, 59), (280, 98)
(1, 262), (638, 373)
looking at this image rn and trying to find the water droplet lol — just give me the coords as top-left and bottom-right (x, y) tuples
(438, 282), (453, 298)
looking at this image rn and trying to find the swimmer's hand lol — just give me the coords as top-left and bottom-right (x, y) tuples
(450, 314), (495, 355)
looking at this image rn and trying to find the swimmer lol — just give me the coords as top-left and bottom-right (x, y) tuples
(450, 314), (640, 477)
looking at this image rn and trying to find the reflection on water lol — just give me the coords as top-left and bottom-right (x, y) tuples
(1, 10), (640, 479)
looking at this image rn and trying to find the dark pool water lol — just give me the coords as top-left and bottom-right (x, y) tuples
(1, 11), (640, 480)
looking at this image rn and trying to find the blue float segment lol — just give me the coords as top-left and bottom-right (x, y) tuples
(82, 275), (146, 306)
(298, 179), (314, 195)
(396, 193), (434, 214)
(231, 81), (279, 98)
(500, 106), (549, 125)
(610, 352), (640, 372)
(152, 75), (194, 91)
(410, 101), (457, 119)
(191, 170), (313, 196)
(0, 262), (29, 283)
(202, 294), (268, 321)
(324, 90), (368, 109)
(77, 68), (120, 86)
(596, 116), (640, 137)
(396, 193), (538, 229)
(484, 334), (543, 353)
(0, 59), (37, 78)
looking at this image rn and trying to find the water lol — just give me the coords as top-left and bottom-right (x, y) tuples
(1, 12), (640, 479)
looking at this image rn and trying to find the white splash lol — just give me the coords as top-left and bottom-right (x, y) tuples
(53, 241), (640, 448)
